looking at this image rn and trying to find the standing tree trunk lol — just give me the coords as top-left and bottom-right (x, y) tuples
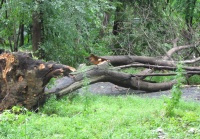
(32, 12), (42, 54)
(112, 4), (125, 36)
(112, 2), (126, 54)
(19, 23), (24, 47)
(32, 0), (44, 57)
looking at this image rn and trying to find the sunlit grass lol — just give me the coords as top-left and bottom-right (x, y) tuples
(0, 94), (200, 139)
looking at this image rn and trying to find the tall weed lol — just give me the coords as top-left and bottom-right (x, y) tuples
(164, 63), (185, 116)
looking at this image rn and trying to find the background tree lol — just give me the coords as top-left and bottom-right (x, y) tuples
(32, 0), (43, 57)
(0, 0), (199, 65)
(0, 0), (32, 51)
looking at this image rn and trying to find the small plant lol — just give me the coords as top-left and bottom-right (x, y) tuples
(41, 95), (58, 115)
(0, 106), (30, 125)
(82, 75), (92, 115)
(164, 63), (185, 116)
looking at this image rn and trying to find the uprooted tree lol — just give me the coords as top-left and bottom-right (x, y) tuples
(0, 40), (200, 111)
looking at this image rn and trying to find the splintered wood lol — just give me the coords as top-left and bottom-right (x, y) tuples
(0, 53), (15, 84)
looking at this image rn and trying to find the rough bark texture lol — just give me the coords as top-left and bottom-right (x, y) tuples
(0, 52), (75, 111)
(32, 12), (42, 53)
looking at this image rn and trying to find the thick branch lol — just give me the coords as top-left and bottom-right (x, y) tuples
(132, 71), (200, 78)
(101, 55), (176, 66)
(56, 65), (178, 97)
(181, 57), (200, 64)
(163, 41), (200, 59)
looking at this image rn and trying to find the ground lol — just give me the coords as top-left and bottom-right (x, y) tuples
(46, 77), (200, 102)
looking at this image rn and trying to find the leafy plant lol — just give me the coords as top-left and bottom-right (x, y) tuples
(40, 95), (59, 115)
(40, 0), (115, 66)
(164, 63), (185, 116)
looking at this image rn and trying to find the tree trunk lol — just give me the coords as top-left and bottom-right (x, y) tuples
(19, 23), (24, 47)
(32, 12), (42, 53)
(112, 4), (125, 36)
(32, 0), (44, 55)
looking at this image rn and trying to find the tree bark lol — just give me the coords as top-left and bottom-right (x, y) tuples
(32, 12), (42, 53)
(19, 23), (24, 47)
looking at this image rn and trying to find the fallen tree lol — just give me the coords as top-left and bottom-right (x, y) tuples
(0, 41), (200, 111)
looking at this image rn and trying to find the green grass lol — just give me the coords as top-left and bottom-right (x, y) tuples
(0, 94), (200, 139)
(188, 75), (200, 85)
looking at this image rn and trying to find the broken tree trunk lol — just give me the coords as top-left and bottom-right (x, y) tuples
(1, 47), (200, 112)
(0, 52), (75, 111)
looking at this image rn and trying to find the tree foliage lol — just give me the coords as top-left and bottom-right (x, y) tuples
(39, 0), (116, 65)
(0, 0), (199, 66)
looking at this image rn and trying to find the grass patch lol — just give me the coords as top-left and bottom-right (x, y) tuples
(0, 94), (200, 138)
(145, 75), (175, 83)
(188, 75), (200, 85)
(122, 68), (143, 74)
(122, 68), (175, 83)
